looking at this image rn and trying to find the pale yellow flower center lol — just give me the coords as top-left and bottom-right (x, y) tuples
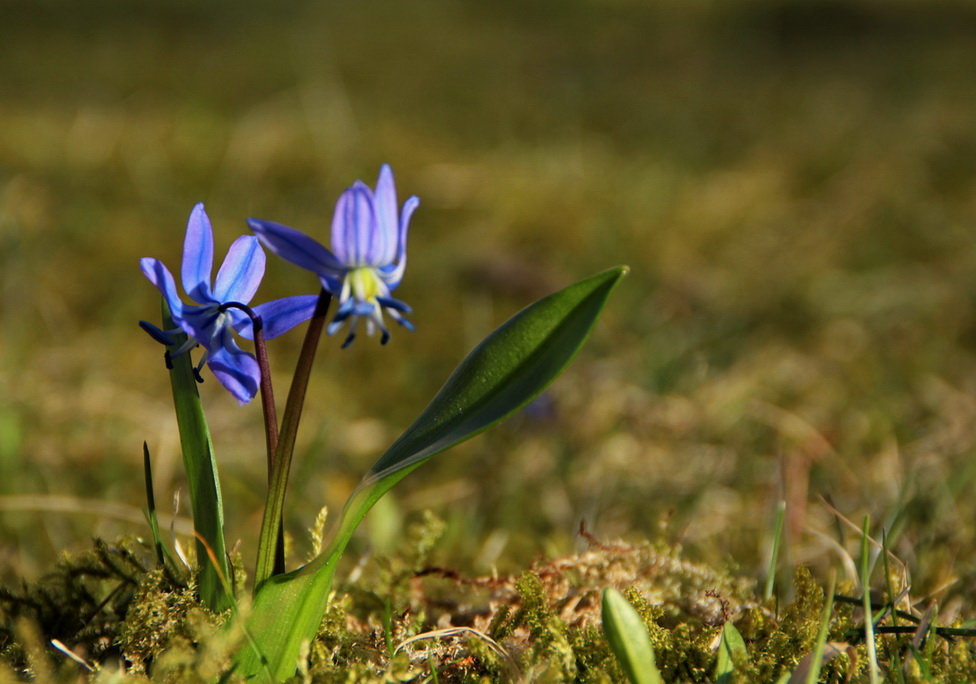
(346, 266), (384, 304)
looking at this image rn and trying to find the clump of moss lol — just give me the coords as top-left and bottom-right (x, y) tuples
(470, 543), (733, 681)
(0, 538), (151, 672)
(117, 568), (227, 679)
(7, 528), (976, 681)
(356, 535), (976, 682)
(303, 510), (452, 681)
(511, 572), (578, 679)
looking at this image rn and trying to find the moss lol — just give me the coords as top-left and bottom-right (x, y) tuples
(303, 511), (452, 681)
(621, 587), (671, 653)
(6, 534), (976, 681)
(117, 569), (228, 678)
(0, 538), (151, 672)
(512, 571), (577, 679)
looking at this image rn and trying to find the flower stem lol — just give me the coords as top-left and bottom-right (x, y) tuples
(223, 301), (287, 573)
(219, 303), (279, 477)
(254, 288), (332, 587)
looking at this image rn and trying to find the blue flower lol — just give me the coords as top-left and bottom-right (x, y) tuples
(248, 164), (419, 348)
(141, 203), (317, 404)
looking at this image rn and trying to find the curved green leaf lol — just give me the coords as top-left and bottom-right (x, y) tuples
(235, 266), (627, 680)
(367, 264), (628, 482)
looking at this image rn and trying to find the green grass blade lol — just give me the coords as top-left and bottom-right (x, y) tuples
(802, 570), (836, 684)
(881, 528), (906, 683)
(143, 442), (165, 567)
(235, 266), (627, 679)
(861, 515), (881, 683)
(715, 621), (748, 683)
(162, 304), (232, 612)
(601, 587), (664, 684)
(764, 499), (787, 601)
(142, 442), (181, 575)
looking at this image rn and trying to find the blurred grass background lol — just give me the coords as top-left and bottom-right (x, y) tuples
(3, 0), (976, 612)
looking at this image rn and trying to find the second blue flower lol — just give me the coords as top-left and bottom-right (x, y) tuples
(248, 164), (419, 348)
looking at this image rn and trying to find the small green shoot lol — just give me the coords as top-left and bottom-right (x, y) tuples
(715, 620), (748, 683)
(601, 587), (663, 684)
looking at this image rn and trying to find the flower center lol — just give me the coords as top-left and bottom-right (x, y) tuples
(347, 266), (384, 304)
(206, 308), (232, 344)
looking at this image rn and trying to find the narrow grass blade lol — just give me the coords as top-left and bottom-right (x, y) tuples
(881, 529), (906, 683)
(142, 442), (181, 574)
(790, 642), (848, 684)
(235, 266), (627, 680)
(715, 621), (748, 683)
(860, 515), (881, 683)
(162, 304), (232, 612)
(601, 587), (664, 684)
(764, 499), (786, 601)
(143, 442), (165, 567)
(798, 570), (836, 684)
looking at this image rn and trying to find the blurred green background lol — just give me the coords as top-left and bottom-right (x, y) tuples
(3, 0), (976, 606)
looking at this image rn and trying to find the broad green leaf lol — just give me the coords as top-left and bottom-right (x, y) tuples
(235, 266), (627, 680)
(365, 265), (627, 482)
(162, 305), (232, 612)
(715, 621), (748, 683)
(601, 587), (664, 684)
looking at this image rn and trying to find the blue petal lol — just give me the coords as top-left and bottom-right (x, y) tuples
(240, 294), (320, 340)
(177, 306), (221, 349)
(329, 297), (357, 324)
(380, 297), (415, 332)
(182, 203), (215, 304)
(331, 184), (376, 266)
(227, 307), (255, 337)
(376, 295), (412, 314)
(318, 273), (343, 294)
(139, 320), (177, 345)
(207, 328), (261, 404)
(372, 164), (398, 265)
(352, 301), (375, 316)
(213, 235), (265, 303)
(140, 257), (185, 318)
(248, 218), (345, 277)
(384, 195), (419, 288)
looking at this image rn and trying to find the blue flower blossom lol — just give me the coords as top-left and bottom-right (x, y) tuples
(248, 164), (419, 348)
(140, 203), (317, 403)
